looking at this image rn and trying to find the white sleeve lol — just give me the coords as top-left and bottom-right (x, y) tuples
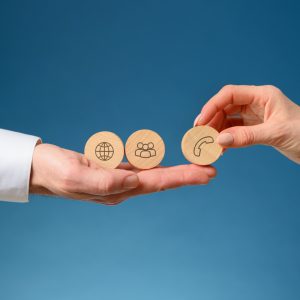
(0, 129), (40, 203)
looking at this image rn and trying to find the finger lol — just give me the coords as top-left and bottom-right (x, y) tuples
(69, 167), (140, 196)
(207, 111), (226, 132)
(49, 189), (107, 202)
(67, 191), (127, 205)
(28, 184), (109, 203)
(118, 162), (134, 170)
(202, 111), (244, 133)
(221, 117), (244, 131)
(104, 164), (217, 203)
(117, 162), (140, 172)
(217, 123), (272, 148)
(29, 181), (112, 204)
(219, 117), (243, 154)
(194, 85), (267, 126)
(224, 104), (242, 115)
(138, 164), (217, 190)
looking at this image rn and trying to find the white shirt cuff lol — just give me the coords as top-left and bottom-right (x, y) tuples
(0, 129), (40, 203)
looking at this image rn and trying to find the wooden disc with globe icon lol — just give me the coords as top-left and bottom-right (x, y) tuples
(95, 142), (114, 161)
(84, 131), (124, 169)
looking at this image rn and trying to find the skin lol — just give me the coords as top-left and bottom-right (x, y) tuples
(30, 84), (299, 205)
(30, 143), (216, 205)
(194, 85), (300, 164)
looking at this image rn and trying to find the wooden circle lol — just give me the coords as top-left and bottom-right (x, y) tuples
(125, 129), (165, 169)
(181, 126), (222, 165)
(84, 131), (124, 169)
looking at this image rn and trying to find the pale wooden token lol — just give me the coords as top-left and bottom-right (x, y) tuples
(125, 129), (165, 170)
(181, 126), (222, 165)
(84, 131), (124, 169)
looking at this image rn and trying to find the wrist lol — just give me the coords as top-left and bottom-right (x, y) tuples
(29, 143), (49, 194)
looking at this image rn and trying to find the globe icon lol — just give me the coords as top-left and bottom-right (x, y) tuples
(95, 142), (114, 161)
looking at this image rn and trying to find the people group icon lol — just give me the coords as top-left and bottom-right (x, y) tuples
(135, 142), (156, 158)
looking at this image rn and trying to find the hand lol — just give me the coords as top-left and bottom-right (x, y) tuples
(30, 143), (216, 205)
(194, 85), (300, 164)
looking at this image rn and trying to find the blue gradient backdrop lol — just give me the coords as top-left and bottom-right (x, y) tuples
(0, 0), (300, 299)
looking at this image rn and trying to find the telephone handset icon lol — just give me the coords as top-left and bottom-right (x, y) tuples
(193, 136), (214, 157)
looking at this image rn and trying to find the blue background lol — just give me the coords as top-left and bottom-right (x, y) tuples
(0, 0), (300, 299)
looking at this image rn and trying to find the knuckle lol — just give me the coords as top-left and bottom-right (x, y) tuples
(240, 129), (255, 145)
(221, 84), (235, 94)
(156, 172), (169, 192)
(155, 182), (164, 193)
(100, 173), (115, 195)
(152, 176), (165, 193)
(264, 85), (282, 96)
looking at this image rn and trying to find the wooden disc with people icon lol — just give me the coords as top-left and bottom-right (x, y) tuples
(84, 131), (124, 169)
(125, 129), (165, 169)
(181, 125), (223, 165)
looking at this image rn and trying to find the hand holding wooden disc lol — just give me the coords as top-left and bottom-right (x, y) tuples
(84, 131), (124, 169)
(125, 129), (165, 169)
(181, 125), (222, 165)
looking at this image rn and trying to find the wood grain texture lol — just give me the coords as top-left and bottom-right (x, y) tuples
(125, 129), (165, 170)
(181, 126), (222, 165)
(84, 131), (124, 169)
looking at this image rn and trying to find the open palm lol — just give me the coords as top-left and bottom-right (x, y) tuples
(30, 144), (216, 205)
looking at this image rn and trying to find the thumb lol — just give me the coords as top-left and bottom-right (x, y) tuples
(217, 124), (271, 148)
(75, 168), (140, 196)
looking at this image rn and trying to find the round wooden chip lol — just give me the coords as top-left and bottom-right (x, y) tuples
(125, 129), (165, 169)
(181, 125), (222, 165)
(84, 131), (124, 169)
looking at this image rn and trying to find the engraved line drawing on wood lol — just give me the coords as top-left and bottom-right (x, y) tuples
(95, 142), (114, 161)
(193, 136), (214, 157)
(135, 142), (157, 158)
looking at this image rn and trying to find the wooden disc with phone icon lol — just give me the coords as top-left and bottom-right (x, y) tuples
(181, 126), (222, 165)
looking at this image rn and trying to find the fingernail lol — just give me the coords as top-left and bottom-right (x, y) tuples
(217, 133), (234, 146)
(123, 175), (139, 189)
(193, 113), (202, 127)
(204, 167), (217, 178)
